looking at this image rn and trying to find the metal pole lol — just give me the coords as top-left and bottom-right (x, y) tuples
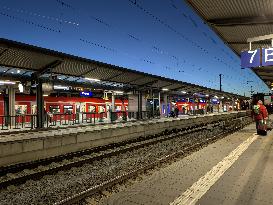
(219, 74), (222, 92)
(152, 90), (154, 117)
(36, 80), (44, 128)
(158, 91), (161, 116)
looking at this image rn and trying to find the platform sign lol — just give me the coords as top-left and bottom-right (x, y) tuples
(80, 91), (93, 97)
(241, 49), (261, 68)
(262, 48), (273, 66)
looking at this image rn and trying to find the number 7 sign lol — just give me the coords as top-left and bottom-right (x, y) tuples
(241, 49), (261, 68)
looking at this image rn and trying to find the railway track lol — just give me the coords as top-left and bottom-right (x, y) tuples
(0, 116), (252, 205)
(0, 121), (221, 189)
(54, 132), (224, 205)
(54, 118), (252, 205)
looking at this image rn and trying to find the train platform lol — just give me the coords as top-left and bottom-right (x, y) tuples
(0, 111), (248, 167)
(100, 117), (273, 205)
(0, 113), (196, 135)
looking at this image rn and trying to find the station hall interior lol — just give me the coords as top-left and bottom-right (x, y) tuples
(1, 0), (273, 205)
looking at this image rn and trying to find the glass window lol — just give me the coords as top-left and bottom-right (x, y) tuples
(88, 105), (96, 113)
(15, 105), (27, 114)
(49, 105), (60, 114)
(98, 105), (105, 113)
(63, 105), (73, 114)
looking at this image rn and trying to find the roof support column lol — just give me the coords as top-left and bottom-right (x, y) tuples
(163, 94), (168, 117)
(36, 80), (44, 128)
(137, 92), (142, 120)
(8, 86), (15, 126)
(111, 92), (115, 112)
(151, 89), (154, 117)
(219, 100), (223, 113)
(231, 98), (235, 111)
(158, 91), (161, 116)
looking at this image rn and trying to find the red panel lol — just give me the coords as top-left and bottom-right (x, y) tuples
(0, 102), (4, 115)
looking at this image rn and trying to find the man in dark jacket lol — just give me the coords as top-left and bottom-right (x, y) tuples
(252, 100), (268, 135)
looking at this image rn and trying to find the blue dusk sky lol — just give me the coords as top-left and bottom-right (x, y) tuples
(0, 0), (270, 96)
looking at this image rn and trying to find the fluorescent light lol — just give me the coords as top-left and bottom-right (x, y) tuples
(0, 80), (16, 84)
(181, 91), (187, 94)
(54, 85), (69, 90)
(17, 70), (21, 74)
(162, 88), (168, 91)
(43, 94), (48, 97)
(18, 83), (24, 93)
(85, 77), (100, 82)
(221, 96), (224, 99)
(205, 94), (209, 97)
(114, 91), (123, 94)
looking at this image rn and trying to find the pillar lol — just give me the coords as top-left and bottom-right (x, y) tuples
(8, 86), (15, 126)
(163, 94), (168, 116)
(4, 89), (9, 116)
(36, 81), (44, 128)
(219, 100), (223, 113)
(151, 90), (154, 117)
(111, 92), (115, 112)
(231, 98), (235, 111)
(158, 92), (161, 116)
(137, 92), (142, 119)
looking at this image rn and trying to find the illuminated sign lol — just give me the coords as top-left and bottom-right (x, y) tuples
(241, 48), (273, 68)
(80, 91), (93, 97)
(262, 48), (273, 66)
(241, 49), (261, 68)
(211, 98), (219, 104)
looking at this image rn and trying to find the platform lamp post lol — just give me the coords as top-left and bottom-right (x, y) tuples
(219, 74), (223, 92)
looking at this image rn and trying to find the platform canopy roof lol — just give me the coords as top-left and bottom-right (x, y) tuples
(186, 0), (273, 86)
(0, 38), (244, 99)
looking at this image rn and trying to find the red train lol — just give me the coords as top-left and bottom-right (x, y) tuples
(0, 95), (128, 119)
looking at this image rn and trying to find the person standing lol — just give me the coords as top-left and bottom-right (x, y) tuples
(174, 105), (179, 117)
(252, 100), (268, 135)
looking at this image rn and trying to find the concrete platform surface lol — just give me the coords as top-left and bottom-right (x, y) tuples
(100, 121), (273, 205)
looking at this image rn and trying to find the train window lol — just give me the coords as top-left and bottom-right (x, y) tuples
(98, 105), (105, 113)
(32, 105), (37, 114)
(115, 106), (122, 111)
(88, 105), (96, 113)
(15, 105), (27, 115)
(49, 105), (60, 114)
(81, 105), (86, 112)
(64, 105), (73, 114)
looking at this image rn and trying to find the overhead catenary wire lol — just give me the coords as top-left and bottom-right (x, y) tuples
(0, 0), (265, 95)
(1, 5), (79, 26)
(48, 0), (246, 92)
(0, 11), (61, 33)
